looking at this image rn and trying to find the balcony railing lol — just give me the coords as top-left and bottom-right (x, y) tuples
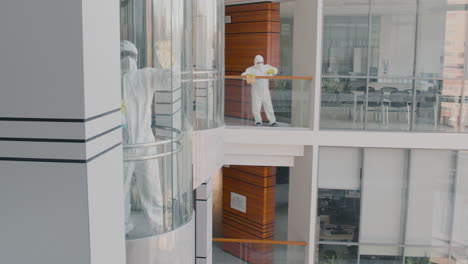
(225, 75), (313, 128)
(213, 238), (307, 263)
(123, 125), (192, 238)
(193, 70), (225, 130)
(321, 78), (468, 132)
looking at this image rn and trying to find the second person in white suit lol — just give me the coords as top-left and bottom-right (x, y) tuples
(242, 55), (278, 126)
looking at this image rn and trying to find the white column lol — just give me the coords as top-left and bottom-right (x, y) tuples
(196, 178), (213, 264)
(292, 0), (322, 129)
(288, 146), (318, 264)
(0, 1), (125, 264)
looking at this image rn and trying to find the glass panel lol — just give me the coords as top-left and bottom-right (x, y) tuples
(213, 241), (306, 264)
(172, 0), (193, 231)
(415, 0), (447, 79)
(318, 189), (361, 242)
(192, 0), (225, 130)
(360, 246), (404, 264)
(369, 0), (417, 78)
(280, 1), (295, 77)
(224, 78), (312, 128)
(440, 5), (468, 79)
(120, 0), (193, 240)
(452, 247), (468, 264)
(320, 77), (368, 130)
(322, 0), (370, 77)
(365, 79), (414, 131)
(320, 0), (468, 133)
(317, 244), (358, 264)
(405, 247), (450, 264)
(414, 79), (468, 132)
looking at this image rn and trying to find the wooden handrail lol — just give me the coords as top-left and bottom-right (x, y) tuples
(225, 75), (313, 80)
(213, 238), (307, 246)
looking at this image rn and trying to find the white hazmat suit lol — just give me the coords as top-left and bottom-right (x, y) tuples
(121, 40), (169, 235)
(242, 55), (278, 126)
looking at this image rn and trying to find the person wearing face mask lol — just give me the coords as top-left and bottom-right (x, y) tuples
(120, 40), (170, 235)
(241, 55), (279, 126)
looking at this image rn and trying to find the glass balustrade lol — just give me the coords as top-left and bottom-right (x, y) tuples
(224, 76), (313, 128)
(193, 70), (224, 129)
(192, 0), (225, 130)
(316, 243), (468, 264)
(321, 78), (468, 132)
(213, 239), (306, 264)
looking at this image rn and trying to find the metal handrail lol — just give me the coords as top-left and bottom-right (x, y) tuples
(123, 126), (182, 149)
(316, 240), (455, 249)
(193, 78), (218, 83)
(225, 75), (313, 80)
(123, 142), (183, 162)
(194, 70), (220, 75)
(213, 238), (307, 246)
(123, 125), (183, 162)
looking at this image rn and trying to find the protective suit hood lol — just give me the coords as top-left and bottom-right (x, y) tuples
(121, 40), (138, 58)
(121, 40), (139, 74)
(253, 55), (265, 71)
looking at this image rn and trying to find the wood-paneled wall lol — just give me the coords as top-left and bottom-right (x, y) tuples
(222, 165), (276, 264)
(225, 2), (280, 121)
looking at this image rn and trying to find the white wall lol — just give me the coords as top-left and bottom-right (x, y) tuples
(292, 0), (321, 128)
(377, 14), (416, 76)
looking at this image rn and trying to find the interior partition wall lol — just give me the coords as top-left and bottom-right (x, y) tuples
(320, 0), (468, 132)
(316, 147), (468, 264)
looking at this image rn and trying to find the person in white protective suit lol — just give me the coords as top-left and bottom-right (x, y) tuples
(120, 40), (169, 235)
(241, 55), (279, 126)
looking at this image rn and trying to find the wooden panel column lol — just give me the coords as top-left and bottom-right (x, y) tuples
(222, 165), (276, 264)
(225, 2), (280, 121)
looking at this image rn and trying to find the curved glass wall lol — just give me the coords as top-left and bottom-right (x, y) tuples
(192, 0), (225, 130)
(120, 0), (193, 240)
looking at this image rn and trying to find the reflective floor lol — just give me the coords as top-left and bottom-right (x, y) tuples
(225, 117), (293, 128)
(320, 107), (467, 132)
(226, 116), (467, 133)
(320, 118), (460, 132)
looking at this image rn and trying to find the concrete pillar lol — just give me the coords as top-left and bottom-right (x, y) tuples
(291, 0), (322, 129)
(0, 1), (125, 264)
(288, 146), (318, 264)
(196, 178), (214, 264)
